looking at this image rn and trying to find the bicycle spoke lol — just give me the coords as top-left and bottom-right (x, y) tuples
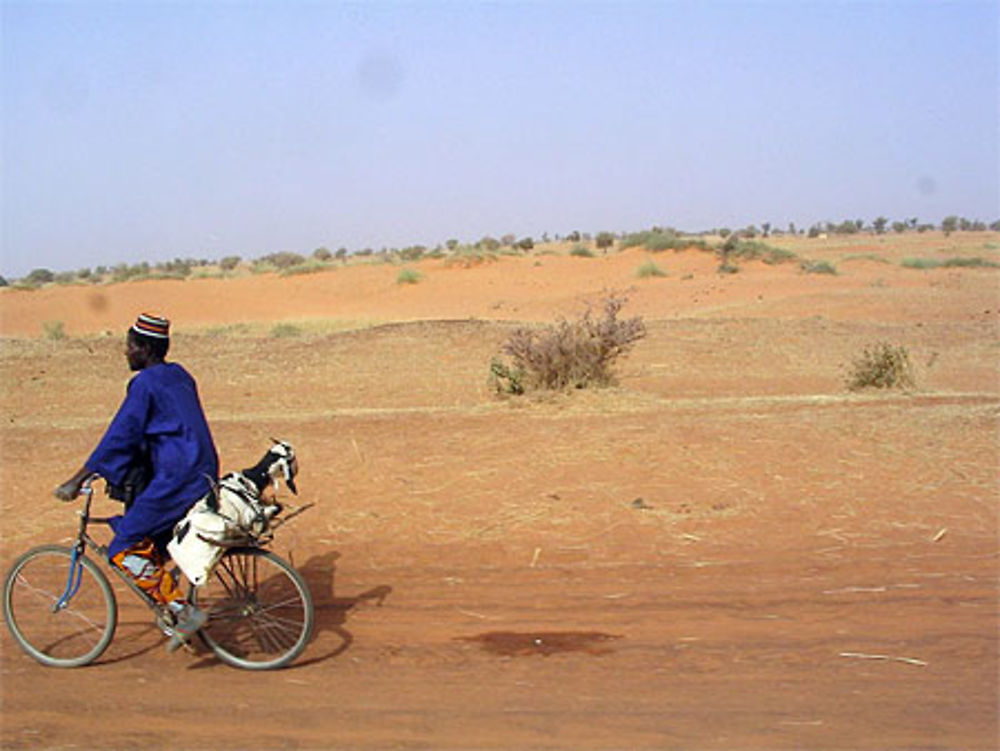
(194, 549), (312, 669)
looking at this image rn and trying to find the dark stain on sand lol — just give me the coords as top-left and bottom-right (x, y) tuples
(458, 631), (622, 657)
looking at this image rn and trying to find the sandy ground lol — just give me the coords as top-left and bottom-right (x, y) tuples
(1, 234), (998, 749)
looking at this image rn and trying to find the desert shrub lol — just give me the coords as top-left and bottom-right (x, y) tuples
(800, 260), (838, 275)
(491, 293), (646, 393)
(397, 245), (426, 261)
(717, 261), (740, 275)
(722, 238), (797, 265)
(43, 320), (66, 340)
(444, 248), (497, 268)
(0, 276), (7, 287)
(595, 232), (616, 253)
(25, 268), (55, 286)
(636, 260), (667, 278)
(157, 259), (193, 277)
(488, 358), (526, 395)
(570, 245), (594, 258)
(516, 237), (534, 252)
(219, 255), (241, 271)
(902, 256), (998, 270)
(846, 342), (915, 391)
(396, 268), (422, 284)
(622, 230), (693, 252)
(256, 252), (305, 270)
(270, 323), (302, 338)
(280, 260), (330, 277)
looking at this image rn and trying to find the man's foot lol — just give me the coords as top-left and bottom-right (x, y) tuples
(166, 604), (207, 652)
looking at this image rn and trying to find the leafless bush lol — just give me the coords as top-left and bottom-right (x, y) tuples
(491, 293), (646, 393)
(846, 342), (915, 391)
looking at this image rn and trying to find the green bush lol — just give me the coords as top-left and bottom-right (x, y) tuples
(490, 293), (646, 393)
(846, 342), (915, 391)
(43, 320), (67, 340)
(280, 260), (330, 277)
(25, 268), (55, 285)
(902, 257), (998, 270)
(800, 260), (838, 275)
(569, 245), (595, 258)
(396, 268), (422, 284)
(256, 252), (306, 270)
(622, 230), (710, 253)
(636, 260), (667, 278)
(270, 323), (302, 338)
(722, 239), (797, 265)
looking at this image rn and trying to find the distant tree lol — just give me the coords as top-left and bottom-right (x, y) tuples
(335, 248), (348, 260)
(541, 232), (550, 243)
(719, 228), (732, 238)
(908, 217), (919, 229)
(743, 225), (759, 238)
(872, 217), (888, 234)
(219, 255), (241, 271)
(788, 222), (797, 236)
(991, 220), (1000, 232)
(478, 236), (500, 251)
(516, 237), (534, 251)
(941, 216), (959, 235)
(0, 276), (7, 287)
(398, 245), (426, 261)
(313, 247), (333, 261)
(77, 267), (92, 280)
(446, 238), (459, 251)
(595, 232), (615, 254)
(500, 234), (516, 247)
(26, 268), (55, 285)
(258, 252), (306, 269)
(566, 230), (581, 243)
(892, 221), (908, 234)
(761, 222), (771, 238)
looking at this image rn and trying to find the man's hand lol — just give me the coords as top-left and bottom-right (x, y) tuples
(54, 480), (81, 502)
(54, 466), (91, 502)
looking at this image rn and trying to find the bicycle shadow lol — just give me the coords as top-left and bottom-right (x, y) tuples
(293, 551), (392, 668)
(186, 550), (391, 670)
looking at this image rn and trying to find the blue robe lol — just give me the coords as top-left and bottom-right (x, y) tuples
(87, 363), (218, 558)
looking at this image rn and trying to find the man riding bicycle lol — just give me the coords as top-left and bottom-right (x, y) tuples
(55, 313), (218, 650)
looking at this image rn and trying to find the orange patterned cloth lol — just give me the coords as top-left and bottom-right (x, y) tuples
(111, 538), (184, 605)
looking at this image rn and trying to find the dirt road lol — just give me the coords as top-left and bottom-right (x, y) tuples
(1, 238), (997, 749)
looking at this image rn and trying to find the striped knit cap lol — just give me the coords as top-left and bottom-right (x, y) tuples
(132, 313), (170, 340)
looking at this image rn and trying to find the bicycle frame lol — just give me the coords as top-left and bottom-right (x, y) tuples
(56, 477), (173, 623)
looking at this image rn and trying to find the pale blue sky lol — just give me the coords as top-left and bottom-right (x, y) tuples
(2, 0), (997, 277)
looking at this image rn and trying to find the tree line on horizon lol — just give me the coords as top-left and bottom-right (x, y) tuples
(3, 214), (998, 290)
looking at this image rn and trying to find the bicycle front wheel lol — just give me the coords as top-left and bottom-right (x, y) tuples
(3, 545), (117, 668)
(193, 547), (313, 670)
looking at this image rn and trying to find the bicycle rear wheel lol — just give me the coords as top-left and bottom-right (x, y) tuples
(3, 545), (117, 668)
(192, 547), (313, 670)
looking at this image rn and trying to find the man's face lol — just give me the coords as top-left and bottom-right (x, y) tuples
(125, 333), (150, 371)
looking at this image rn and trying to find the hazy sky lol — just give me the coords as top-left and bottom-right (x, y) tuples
(2, 0), (997, 277)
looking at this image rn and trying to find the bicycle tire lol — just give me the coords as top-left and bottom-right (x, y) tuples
(192, 547), (313, 670)
(3, 545), (117, 668)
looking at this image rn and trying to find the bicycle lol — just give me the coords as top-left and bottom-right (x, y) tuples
(2, 475), (314, 670)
